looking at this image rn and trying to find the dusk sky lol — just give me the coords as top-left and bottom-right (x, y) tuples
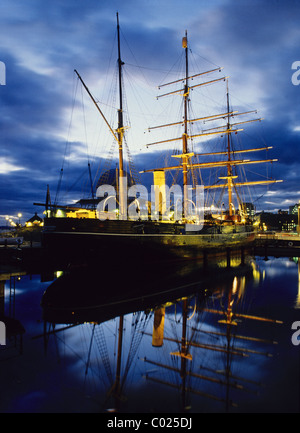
(1, 0), (300, 225)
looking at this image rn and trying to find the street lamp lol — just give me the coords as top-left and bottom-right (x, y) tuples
(18, 213), (22, 225)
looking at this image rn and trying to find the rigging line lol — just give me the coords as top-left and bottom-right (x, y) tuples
(80, 82), (91, 163)
(158, 50), (186, 90)
(92, 140), (116, 189)
(216, 187), (226, 209)
(62, 74), (80, 169)
(94, 324), (114, 386)
(122, 67), (157, 130)
(99, 29), (118, 104)
(236, 161), (252, 205)
(121, 312), (152, 391)
(238, 129), (267, 150)
(102, 64), (118, 134)
(54, 169), (89, 207)
(58, 168), (88, 201)
(79, 84), (96, 202)
(152, 86), (186, 131)
(118, 27), (174, 132)
(228, 90), (259, 113)
(92, 67), (119, 187)
(119, 31), (159, 88)
(189, 47), (222, 70)
(124, 137), (141, 184)
(54, 75), (79, 205)
(125, 62), (189, 74)
(53, 329), (102, 381)
(190, 78), (226, 108)
(253, 189), (273, 204)
(84, 323), (96, 377)
(243, 167), (274, 180)
(233, 182), (243, 208)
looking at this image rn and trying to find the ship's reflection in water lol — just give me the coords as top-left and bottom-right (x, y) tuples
(0, 254), (299, 413)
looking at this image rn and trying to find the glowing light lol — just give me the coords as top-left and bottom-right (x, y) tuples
(55, 209), (65, 217)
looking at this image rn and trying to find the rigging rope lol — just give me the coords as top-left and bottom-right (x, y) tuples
(121, 311), (152, 391)
(54, 74), (79, 206)
(94, 323), (114, 386)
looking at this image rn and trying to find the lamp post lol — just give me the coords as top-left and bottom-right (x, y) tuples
(18, 213), (22, 226)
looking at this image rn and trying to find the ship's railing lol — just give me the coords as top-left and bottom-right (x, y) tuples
(256, 231), (300, 241)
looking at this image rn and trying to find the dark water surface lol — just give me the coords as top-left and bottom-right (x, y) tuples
(0, 254), (299, 413)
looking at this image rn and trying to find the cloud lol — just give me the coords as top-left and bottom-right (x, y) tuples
(0, 158), (25, 174)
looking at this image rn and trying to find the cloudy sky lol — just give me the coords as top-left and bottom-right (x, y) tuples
(0, 0), (300, 225)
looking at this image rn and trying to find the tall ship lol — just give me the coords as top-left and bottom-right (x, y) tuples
(39, 14), (281, 264)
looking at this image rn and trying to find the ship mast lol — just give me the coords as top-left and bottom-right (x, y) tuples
(112, 13), (125, 407)
(226, 80), (234, 216)
(72, 14), (127, 218)
(141, 33), (228, 221)
(140, 34), (283, 221)
(182, 32), (189, 219)
(116, 12), (126, 219)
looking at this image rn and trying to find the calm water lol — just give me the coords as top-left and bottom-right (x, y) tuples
(0, 254), (299, 414)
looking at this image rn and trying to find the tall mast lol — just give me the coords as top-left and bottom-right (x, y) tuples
(226, 79), (234, 216)
(142, 34), (282, 220)
(116, 12), (126, 219)
(114, 314), (124, 410)
(182, 32), (189, 219)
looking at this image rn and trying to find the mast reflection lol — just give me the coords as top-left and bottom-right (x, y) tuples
(41, 256), (283, 412)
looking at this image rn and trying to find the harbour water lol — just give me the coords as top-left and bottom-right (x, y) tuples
(0, 253), (299, 413)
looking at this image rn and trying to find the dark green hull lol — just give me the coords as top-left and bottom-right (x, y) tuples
(42, 217), (255, 264)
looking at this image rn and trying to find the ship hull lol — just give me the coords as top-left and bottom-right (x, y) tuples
(42, 217), (255, 265)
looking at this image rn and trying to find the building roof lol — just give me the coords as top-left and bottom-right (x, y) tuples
(26, 212), (43, 223)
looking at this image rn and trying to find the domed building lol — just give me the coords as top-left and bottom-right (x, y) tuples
(25, 212), (43, 227)
(95, 168), (135, 190)
(75, 168), (135, 207)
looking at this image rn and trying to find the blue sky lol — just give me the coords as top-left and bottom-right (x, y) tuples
(0, 0), (300, 225)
